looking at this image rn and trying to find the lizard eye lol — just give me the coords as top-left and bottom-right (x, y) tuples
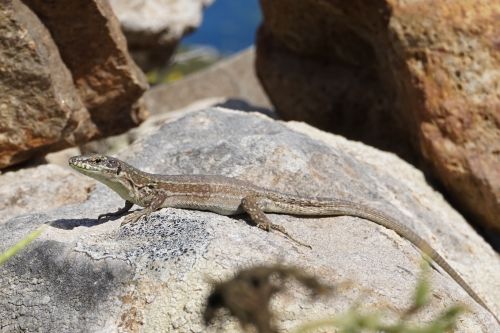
(94, 158), (102, 163)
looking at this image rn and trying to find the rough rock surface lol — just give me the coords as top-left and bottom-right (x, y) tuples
(0, 0), (97, 169)
(108, 0), (214, 70)
(256, 0), (500, 231)
(24, 0), (149, 136)
(0, 109), (498, 332)
(46, 97), (272, 171)
(144, 48), (272, 115)
(0, 164), (95, 224)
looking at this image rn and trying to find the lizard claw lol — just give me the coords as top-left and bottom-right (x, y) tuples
(120, 215), (136, 226)
(97, 201), (134, 221)
(254, 218), (312, 249)
(120, 210), (147, 226)
(270, 223), (312, 249)
(97, 211), (126, 221)
(257, 222), (271, 232)
(98, 213), (112, 220)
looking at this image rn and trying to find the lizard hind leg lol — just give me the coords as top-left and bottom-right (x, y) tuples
(241, 196), (312, 249)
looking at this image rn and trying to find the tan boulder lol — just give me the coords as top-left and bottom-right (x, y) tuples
(0, 0), (149, 169)
(0, 0), (97, 168)
(24, 0), (149, 136)
(256, 0), (500, 231)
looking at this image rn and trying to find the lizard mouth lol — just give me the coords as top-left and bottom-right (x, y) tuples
(68, 155), (120, 177)
(68, 157), (99, 172)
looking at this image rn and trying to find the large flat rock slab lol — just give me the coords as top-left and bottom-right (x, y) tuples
(1, 108), (498, 332)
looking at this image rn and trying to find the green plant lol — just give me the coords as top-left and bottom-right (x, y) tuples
(0, 225), (46, 266)
(204, 260), (466, 333)
(294, 259), (466, 333)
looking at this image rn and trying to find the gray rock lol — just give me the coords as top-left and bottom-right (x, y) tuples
(108, 0), (214, 70)
(0, 108), (498, 332)
(109, 0), (213, 41)
(144, 48), (272, 115)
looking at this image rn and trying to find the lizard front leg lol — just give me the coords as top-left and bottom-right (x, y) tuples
(98, 200), (134, 220)
(121, 194), (166, 226)
(241, 195), (311, 248)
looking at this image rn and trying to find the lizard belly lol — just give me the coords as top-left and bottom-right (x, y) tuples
(161, 196), (243, 216)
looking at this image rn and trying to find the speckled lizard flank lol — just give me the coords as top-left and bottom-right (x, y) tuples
(68, 154), (498, 323)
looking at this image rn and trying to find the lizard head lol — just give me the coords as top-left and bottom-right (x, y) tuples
(69, 154), (145, 204)
(69, 154), (123, 179)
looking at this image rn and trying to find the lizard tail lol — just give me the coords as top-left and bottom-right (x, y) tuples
(266, 195), (499, 323)
(341, 205), (500, 325)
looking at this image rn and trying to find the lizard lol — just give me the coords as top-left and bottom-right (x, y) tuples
(68, 154), (499, 323)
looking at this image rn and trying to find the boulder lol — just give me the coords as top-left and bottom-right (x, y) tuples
(108, 0), (214, 70)
(255, 0), (500, 232)
(1, 109), (498, 331)
(0, 0), (97, 169)
(24, 0), (149, 136)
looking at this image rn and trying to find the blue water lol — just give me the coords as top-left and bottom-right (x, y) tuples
(182, 0), (262, 54)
